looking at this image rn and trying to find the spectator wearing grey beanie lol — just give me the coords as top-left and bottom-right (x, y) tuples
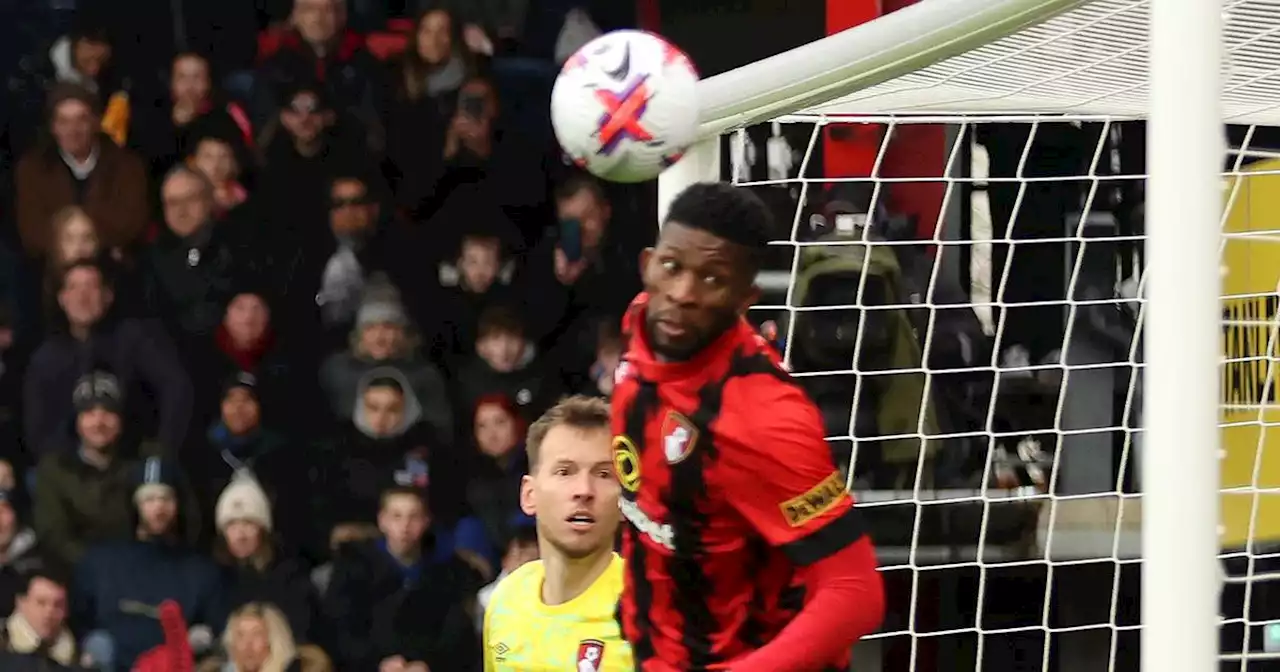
(318, 291), (453, 443)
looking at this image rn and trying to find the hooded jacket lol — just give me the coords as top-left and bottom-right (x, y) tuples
(320, 349), (452, 443)
(310, 368), (468, 540)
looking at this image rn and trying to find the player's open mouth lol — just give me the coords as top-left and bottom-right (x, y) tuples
(566, 513), (596, 530)
(655, 319), (688, 338)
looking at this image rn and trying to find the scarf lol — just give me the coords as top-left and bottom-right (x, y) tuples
(215, 324), (275, 372)
(422, 55), (467, 98)
(317, 243), (365, 326)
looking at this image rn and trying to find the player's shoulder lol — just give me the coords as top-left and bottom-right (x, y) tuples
(720, 341), (814, 413)
(709, 338), (826, 449)
(488, 560), (544, 609)
(720, 328), (797, 385)
(583, 554), (626, 599)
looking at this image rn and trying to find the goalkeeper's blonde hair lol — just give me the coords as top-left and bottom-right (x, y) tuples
(526, 395), (611, 469)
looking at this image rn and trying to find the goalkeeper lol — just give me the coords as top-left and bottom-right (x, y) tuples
(483, 396), (633, 671)
(611, 182), (885, 671)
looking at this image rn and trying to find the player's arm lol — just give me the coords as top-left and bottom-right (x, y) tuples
(719, 378), (885, 672)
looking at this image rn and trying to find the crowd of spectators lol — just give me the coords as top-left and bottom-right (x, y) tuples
(0, 0), (646, 669)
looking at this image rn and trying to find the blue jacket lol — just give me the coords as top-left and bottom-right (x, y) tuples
(73, 539), (225, 671)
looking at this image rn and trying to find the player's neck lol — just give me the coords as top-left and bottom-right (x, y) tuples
(540, 547), (613, 607)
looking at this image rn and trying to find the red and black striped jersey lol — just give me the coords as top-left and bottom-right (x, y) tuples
(611, 293), (868, 671)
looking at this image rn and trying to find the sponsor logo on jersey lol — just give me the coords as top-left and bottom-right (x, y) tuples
(661, 412), (698, 464)
(613, 435), (641, 492)
(577, 639), (605, 672)
(619, 497), (674, 550)
(779, 471), (848, 527)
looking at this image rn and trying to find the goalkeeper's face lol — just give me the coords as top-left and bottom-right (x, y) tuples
(521, 425), (620, 560)
(642, 222), (760, 361)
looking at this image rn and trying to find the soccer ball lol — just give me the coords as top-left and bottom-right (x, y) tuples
(551, 30), (700, 184)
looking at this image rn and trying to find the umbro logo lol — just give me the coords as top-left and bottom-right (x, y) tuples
(604, 42), (632, 82)
(494, 642), (509, 662)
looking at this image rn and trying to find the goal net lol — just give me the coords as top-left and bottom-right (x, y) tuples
(659, 0), (1280, 669)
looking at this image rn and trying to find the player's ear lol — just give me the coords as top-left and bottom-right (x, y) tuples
(640, 247), (655, 274)
(519, 474), (537, 516)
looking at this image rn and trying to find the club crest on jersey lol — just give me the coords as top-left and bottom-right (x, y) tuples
(577, 639), (605, 672)
(661, 412), (698, 464)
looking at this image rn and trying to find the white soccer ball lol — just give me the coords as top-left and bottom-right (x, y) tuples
(551, 30), (700, 184)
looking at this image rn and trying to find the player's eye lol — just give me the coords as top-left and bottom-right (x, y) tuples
(554, 467), (571, 476)
(703, 274), (722, 286)
(660, 258), (679, 273)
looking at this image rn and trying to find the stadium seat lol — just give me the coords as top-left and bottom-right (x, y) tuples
(366, 32), (409, 60)
(387, 17), (414, 33)
(256, 29), (286, 62)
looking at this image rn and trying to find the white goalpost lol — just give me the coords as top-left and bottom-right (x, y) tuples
(1144, 2), (1221, 672)
(655, 0), (1272, 669)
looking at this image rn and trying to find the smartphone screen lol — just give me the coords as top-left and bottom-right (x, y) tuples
(560, 218), (583, 262)
(460, 93), (485, 120)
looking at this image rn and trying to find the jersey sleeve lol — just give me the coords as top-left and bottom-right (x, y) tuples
(718, 376), (868, 566)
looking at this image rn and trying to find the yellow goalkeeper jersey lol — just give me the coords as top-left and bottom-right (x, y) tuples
(483, 553), (633, 671)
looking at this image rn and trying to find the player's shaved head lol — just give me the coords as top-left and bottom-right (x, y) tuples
(641, 182), (770, 361)
(662, 181), (774, 275)
(525, 395), (611, 470)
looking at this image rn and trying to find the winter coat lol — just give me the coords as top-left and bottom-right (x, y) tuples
(141, 222), (263, 351)
(0, 529), (45, 619)
(33, 451), (205, 572)
(310, 424), (468, 537)
(251, 29), (384, 148)
(32, 452), (137, 572)
(452, 349), (562, 424)
(319, 352), (453, 442)
(191, 427), (313, 558)
(23, 318), (193, 458)
(0, 650), (77, 671)
(321, 539), (482, 671)
(219, 553), (322, 645)
(14, 136), (149, 260)
(73, 539), (224, 671)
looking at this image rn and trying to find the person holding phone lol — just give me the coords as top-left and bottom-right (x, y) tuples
(551, 176), (611, 287)
(444, 76), (498, 163)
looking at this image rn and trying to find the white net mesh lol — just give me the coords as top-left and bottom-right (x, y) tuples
(719, 113), (1280, 669)
(795, 0), (1280, 124)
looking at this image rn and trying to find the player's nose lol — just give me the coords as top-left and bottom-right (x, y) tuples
(665, 271), (699, 305)
(571, 471), (598, 499)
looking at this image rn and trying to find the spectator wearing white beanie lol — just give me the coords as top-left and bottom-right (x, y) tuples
(216, 473), (272, 537)
(213, 473), (322, 646)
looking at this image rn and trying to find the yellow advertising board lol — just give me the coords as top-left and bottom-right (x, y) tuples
(1221, 157), (1280, 547)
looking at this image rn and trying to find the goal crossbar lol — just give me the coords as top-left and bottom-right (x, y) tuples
(699, 0), (1280, 130)
(695, 0), (1087, 137)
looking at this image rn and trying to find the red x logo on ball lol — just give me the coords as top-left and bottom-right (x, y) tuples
(594, 76), (654, 155)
